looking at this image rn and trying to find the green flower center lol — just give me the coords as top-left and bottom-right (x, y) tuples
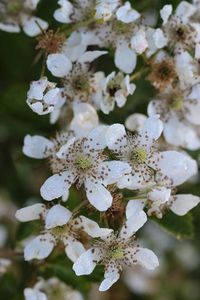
(109, 246), (124, 260)
(51, 225), (67, 236)
(169, 96), (183, 110)
(130, 147), (147, 164)
(112, 20), (129, 34)
(7, 1), (22, 14)
(72, 75), (90, 92)
(75, 155), (92, 170)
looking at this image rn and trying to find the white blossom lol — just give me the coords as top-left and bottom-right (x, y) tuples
(0, 0), (48, 36)
(73, 203), (158, 291)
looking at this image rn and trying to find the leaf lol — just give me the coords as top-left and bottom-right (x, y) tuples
(153, 211), (194, 240)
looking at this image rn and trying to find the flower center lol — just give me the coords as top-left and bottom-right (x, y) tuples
(7, 0), (22, 14)
(75, 155), (93, 170)
(130, 147), (147, 164)
(51, 225), (68, 237)
(169, 95), (183, 110)
(112, 20), (130, 34)
(72, 75), (90, 92)
(109, 246), (124, 260)
(176, 25), (187, 41)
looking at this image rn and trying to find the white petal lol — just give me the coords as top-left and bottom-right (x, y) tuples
(115, 42), (137, 73)
(160, 5), (172, 24)
(120, 210), (147, 239)
(84, 124), (108, 150)
(85, 179), (112, 211)
(74, 216), (113, 238)
(73, 248), (102, 275)
(23, 135), (53, 159)
(64, 237), (85, 262)
(70, 103), (99, 139)
(27, 78), (48, 100)
(78, 51), (107, 64)
(153, 29), (168, 49)
(135, 248), (159, 270)
(0, 22), (20, 33)
(53, 0), (74, 23)
(99, 264), (120, 291)
(116, 2), (140, 23)
(131, 30), (148, 54)
(15, 203), (46, 222)
(21, 16), (48, 37)
(99, 161), (131, 185)
(163, 117), (200, 150)
(24, 233), (55, 260)
(175, 1), (195, 20)
(185, 85), (200, 125)
(126, 200), (146, 219)
(40, 172), (74, 201)
(45, 204), (72, 229)
(157, 151), (198, 186)
(105, 123), (127, 150)
(170, 194), (200, 216)
(24, 288), (47, 300)
(148, 187), (171, 204)
(125, 113), (147, 132)
(47, 53), (72, 77)
(140, 115), (163, 143)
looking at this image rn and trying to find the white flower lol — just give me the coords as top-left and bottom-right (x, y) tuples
(73, 204), (158, 291)
(148, 83), (200, 150)
(106, 115), (198, 189)
(116, 2), (140, 24)
(70, 103), (99, 138)
(159, 1), (199, 54)
(95, 0), (120, 21)
(25, 277), (83, 300)
(0, 0), (48, 36)
(26, 77), (65, 116)
(40, 127), (131, 211)
(0, 259), (11, 276)
(127, 190), (200, 219)
(125, 113), (147, 132)
(54, 0), (74, 24)
(131, 29), (148, 54)
(100, 72), (136, 114)
(47, 53), (72, 78)
(16, 203), (112, 262)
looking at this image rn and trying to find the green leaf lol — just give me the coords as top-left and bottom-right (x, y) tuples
(153, 211), (194, 240)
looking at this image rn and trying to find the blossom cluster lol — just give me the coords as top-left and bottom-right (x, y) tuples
(2, 0), (200, 298)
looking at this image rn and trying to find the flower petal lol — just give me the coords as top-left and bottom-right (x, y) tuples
(85, 179), (112, 211)
(23, 135), (53, 159)
(74, 216), (113, 238)
(73, 248), (102, 275)
(99, 161), (131, 185)
(156, 151), (198, 186)
(126, 200), (146, 219)
(105, 123), (127, 151)
(45, 204), (72, 229)
(135, 248), (159, 270)
(24, 288), (47, 300)
(120, 210), (147, 239)
(21, 15), (48, 37)
(64, 237), (85, 262)
(15, 203), (46, 222)
(24, 233), (55, 260)
(47, 53), (72, 77)
(170, 194), (200, 216)
(99, 264), (120, 291)
(40, 172), (74, 201)
(115, 42), (136, 73)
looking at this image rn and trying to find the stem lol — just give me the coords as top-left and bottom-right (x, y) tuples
(72, 199), (88, 216)
(0, 249), (23, 260)
(130, 67), (149, 81)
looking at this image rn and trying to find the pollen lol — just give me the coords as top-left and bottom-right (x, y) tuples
(72, 75), (90, 92)
(169, 95), (183, 110)
(7, 0), (22, 14)
(75, 155), (93, 170)
(109, 246), (124, 260)
(130, 147), (147, 164)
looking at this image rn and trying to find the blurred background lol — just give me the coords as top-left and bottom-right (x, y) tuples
(1, 0), (200, 299)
